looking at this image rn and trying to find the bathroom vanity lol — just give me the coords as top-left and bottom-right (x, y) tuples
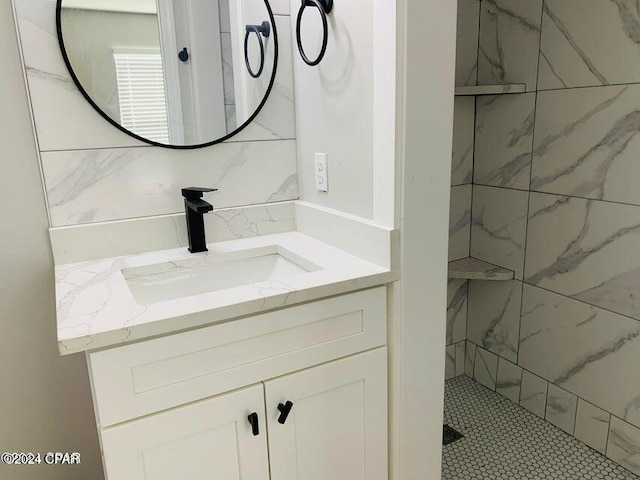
(55, 230), (396, 479)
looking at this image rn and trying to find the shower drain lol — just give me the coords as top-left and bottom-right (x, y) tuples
(443, 424), (464, 446)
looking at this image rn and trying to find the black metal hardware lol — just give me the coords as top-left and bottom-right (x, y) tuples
(248, 412), (260, 436)
(55, 0), (279, 150)
(244, 21), (271, 78)
(178, 47), (189, 62)
(296, 0), (333, 66)
(277, 401), (294, 424)
(181, 187), (217, 254)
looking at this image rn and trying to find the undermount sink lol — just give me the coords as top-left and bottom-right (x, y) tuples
(122, 246), (322, 305)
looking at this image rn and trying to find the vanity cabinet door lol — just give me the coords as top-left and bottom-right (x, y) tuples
(100, 384), (269, 480)
(264, 348), (388, 480)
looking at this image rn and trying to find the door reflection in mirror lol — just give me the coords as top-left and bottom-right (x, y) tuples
(58, 0), (277, 148)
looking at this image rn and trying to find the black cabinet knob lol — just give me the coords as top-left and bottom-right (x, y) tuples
(178, 47), (189, 62)
(277, 401), (294, 424)
(247, 412), (260, 436)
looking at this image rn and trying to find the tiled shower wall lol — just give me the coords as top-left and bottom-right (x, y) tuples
(447, 0), (640, 475)
(12, 0), (298, 228)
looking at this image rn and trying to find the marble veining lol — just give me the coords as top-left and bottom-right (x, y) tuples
(474, 93), (535, 190)
(607, 417), (640, 475)
(447, 279), (468, 345)
(468, 280), (521, 362)
(473, 346), (498, 390)
(54, 232), (397, 355)
(449, 185), (472, 261)
(531, 84), (640, 205)
(49, 202), (297, 265)
(470, 185), (528, 279)
(41, 141), (298, 226)
(519, 284), (640, 429)
(575, 399), (611, 454)
(546, 384), (578, 435)
(539, 0), (640, 90)
(451, 97), (474, 186)
(477, 0), (543, 92)
(520, 370), (548, 418)
(496, 357), (522, 403)
(525, 193), (640, 320)
(455, 0), (480, 87)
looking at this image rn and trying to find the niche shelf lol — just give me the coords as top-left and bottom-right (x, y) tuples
(454, 84), (526, 96)
(448, 257), (514, 281)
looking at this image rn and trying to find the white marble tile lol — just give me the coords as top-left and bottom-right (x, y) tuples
(519, 284), (640, 429)
(520, 370), (548, 418)
(470, 185), (528, 279)
(474, 346), (498, 390)
(13, 0), (295, 151)
(539, 0), (640, 90)
(41, 140), (298, 226)
(531, 84), (640, 206)
(446, 279), (468, 346)
(474, 93), (535, 190)
(455, 0), (480, 87)
(465, 341), (477, 377)
(449, 185), (472, 262)
(49, 202), (296, 264)
(477, 0), (543, 92)
(451, 97), (474, 186)
(546, 383), (578, 435)
(575, 399), (611, 454)
(455, 84), (526, 96)
(455, 341), (466, 377)
(525, 193), (640, 320)
(607, 417), (640, 476)
(232, 15), (296, 142)
(496, 357), (522, 403)
(445, 345), (456, 381)
(468, 279), (522, 363)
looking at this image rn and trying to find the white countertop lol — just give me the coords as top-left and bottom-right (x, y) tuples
(55, 232), (398, 355)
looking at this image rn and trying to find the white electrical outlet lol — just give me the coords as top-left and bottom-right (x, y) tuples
(315, 153), (328, 192)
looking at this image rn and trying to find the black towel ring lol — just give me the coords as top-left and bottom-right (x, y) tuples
(296, 0), (333, 67)
(244, 21), (271, 78)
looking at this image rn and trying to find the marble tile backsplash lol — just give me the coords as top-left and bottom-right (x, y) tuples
(42, 141), (298, 226)
(13, 0), (298, 227)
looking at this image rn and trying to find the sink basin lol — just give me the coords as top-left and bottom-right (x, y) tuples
(122, 246), (321, 305)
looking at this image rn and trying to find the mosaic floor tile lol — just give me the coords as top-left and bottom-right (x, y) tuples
(442, 376), (639, 480)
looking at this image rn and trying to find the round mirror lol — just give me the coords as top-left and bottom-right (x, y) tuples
(56, 0), (278, 149)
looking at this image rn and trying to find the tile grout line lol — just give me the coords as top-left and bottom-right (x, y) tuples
(473, 182), (640, 209)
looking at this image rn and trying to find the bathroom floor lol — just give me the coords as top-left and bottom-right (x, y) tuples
(442, 376), (639, 480)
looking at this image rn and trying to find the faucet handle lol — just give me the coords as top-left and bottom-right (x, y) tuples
(182, 187), (218, 200)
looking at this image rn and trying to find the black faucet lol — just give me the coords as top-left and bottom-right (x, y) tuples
(181, 187), (217, 253)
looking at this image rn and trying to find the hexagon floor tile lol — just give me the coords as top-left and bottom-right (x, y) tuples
(442, 376), (639, 480)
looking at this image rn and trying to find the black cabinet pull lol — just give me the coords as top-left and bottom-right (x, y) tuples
(277, 401), (294, 424)
(247, 412), (260, 436)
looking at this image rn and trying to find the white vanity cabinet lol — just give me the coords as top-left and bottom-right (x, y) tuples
(86, 287), (389, 480)
(100, 384), (270, 480)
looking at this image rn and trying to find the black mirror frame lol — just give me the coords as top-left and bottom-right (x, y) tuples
(55, 0), (279, 150)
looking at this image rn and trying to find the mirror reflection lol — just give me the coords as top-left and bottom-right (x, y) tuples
(58, 0), (277, 147)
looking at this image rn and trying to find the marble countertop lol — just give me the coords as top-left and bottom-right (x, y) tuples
(55, 232), (398, 355)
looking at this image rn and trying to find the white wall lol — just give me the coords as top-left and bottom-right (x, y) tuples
(392, 0), (457, 478)
(0, 3), (103, 479)
(290, 0), (374, 219)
